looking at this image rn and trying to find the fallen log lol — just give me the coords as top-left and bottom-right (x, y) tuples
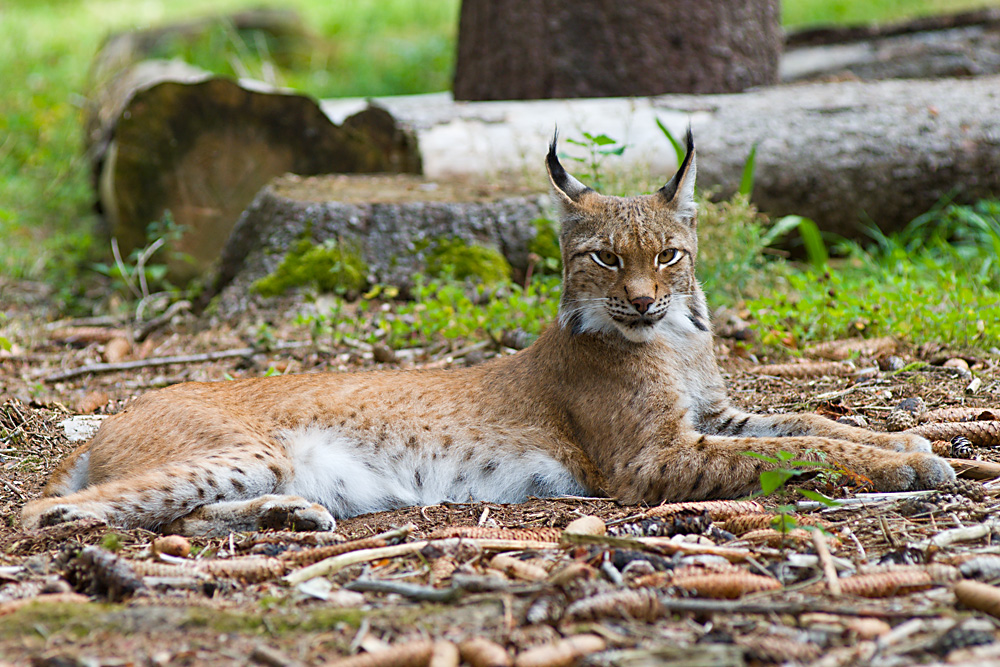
(86, 30), (421, 282)
(322, 74), (1000, 239)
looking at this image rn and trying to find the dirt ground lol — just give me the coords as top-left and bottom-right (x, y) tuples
(1, 286), (999, 667)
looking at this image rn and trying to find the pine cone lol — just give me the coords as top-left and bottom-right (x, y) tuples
(886, 410), (918, 432)
(935, 478), (986, 502)
(951, 435), (975, 459)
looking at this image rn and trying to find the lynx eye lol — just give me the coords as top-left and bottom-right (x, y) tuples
(657, 248), (683, 267)
(591, 250), (620, 269)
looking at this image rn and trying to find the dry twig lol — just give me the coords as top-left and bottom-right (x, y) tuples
(814, 529), (842, 596)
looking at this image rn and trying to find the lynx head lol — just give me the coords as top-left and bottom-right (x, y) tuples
(546, 129), (709, 344)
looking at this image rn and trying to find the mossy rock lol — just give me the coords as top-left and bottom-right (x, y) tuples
(210, 173), (551, 313)
(425, 238), (511, 284)
(251, 237), (367, 297)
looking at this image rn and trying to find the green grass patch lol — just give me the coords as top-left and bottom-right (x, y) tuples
(782, 0), (999, 28)
(297, 275), (560, 350)
(743, 199), (1000, 350)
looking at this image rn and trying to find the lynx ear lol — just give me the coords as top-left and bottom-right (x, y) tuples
(657, 127), (697, 222)
(546, 130), (593, 206)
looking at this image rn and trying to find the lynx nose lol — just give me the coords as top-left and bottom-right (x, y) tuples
(630, 296), (654, 314)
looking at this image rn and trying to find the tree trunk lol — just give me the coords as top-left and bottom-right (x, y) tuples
(86, 21), (422, 283)
(452, 0), (781, 101)
(324, 73), (1000, 239)
(209, 174), (548, 315)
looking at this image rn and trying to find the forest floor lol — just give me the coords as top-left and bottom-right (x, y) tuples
(1, 288), (1000, 667)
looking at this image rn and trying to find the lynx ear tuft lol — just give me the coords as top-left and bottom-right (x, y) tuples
(546, 130), (593, 205)
(658, 127), (697, 222)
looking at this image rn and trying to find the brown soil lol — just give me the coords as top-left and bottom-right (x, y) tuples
(1, 287), (999, 666)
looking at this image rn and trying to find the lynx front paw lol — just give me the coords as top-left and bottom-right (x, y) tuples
(259, 498), (336, 532)
(873, 453), (956, 491)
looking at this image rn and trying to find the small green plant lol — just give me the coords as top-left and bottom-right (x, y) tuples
(761, 214), (829, 270)
(738, 142), (758, 198)
(252, 237), (367, 297)
(561, 132), (626, 191)
(656, 118), (687, 168)
(743, 450), (839, 534)
(655, 119), (757, 198)
(92, 213), (187, 307)
(99, 533), (124, 552)
(0, 314), (10, 352)
(294, 273), (561, 350)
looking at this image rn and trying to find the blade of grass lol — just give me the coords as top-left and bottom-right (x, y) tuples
(655, 117), (686, 167)
(738, 143), (758, 198)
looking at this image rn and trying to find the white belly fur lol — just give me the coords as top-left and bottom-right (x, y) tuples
(283, 426), (585, 517)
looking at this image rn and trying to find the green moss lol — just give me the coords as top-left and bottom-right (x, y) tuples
(425, 237), (511, 284)
(528, 217), (562, 275)
(0, 600), (363, 642)
(0, 602), (117, 640)
(252, 238), (367, 297)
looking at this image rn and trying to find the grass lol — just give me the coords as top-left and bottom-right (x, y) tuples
(783, 0), (999, 27)
(1, 0), (998, 351)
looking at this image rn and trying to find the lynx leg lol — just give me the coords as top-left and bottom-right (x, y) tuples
(618, 433), (955, 504)
(699, 408), (931, 453)
(21, 456), (293, 532)
(161, 495), (335, 536)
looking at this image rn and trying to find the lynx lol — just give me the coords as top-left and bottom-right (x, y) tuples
(23, 131), (954, 536)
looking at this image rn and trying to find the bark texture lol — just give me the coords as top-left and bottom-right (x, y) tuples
(86, 32), (421, 282)
(324, 74), (1000, 238)
(452, 0), (781, 100)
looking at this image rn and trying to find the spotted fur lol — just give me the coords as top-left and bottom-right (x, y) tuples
(21, 132), (954, 536)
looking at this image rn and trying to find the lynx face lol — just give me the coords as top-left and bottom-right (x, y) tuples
(547, 130), (709, 343)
